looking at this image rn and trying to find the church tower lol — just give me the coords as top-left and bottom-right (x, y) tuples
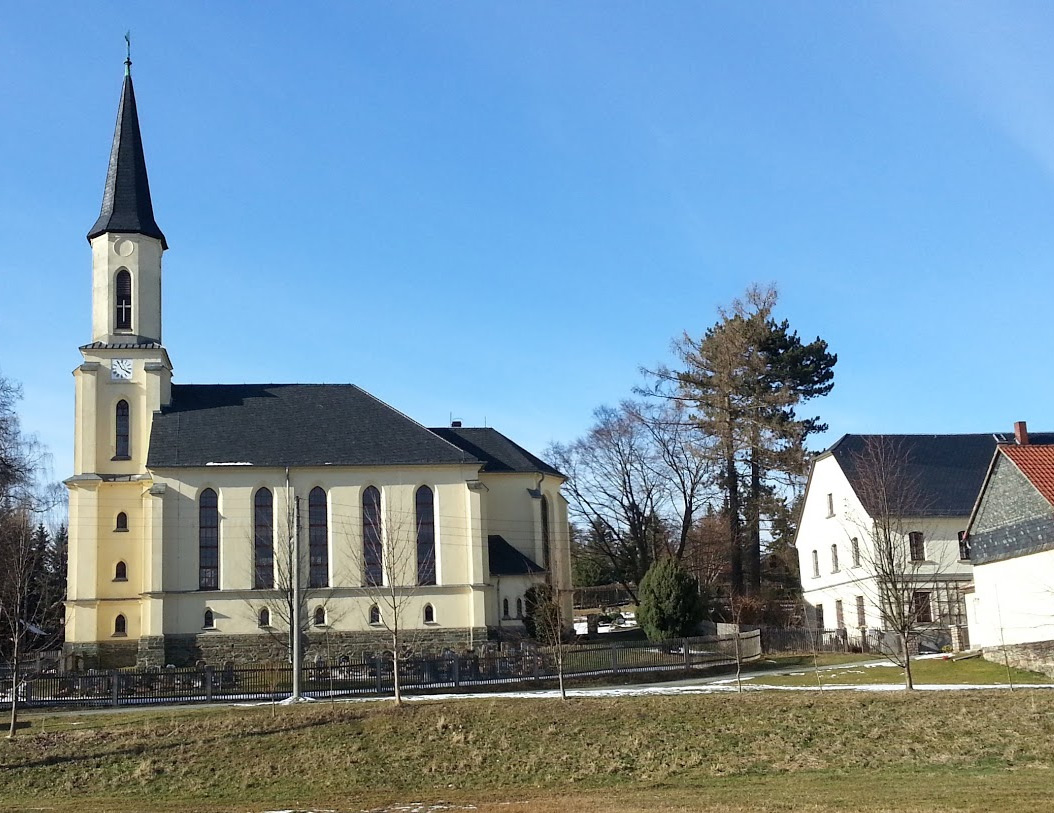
(65, 58), (172, 668)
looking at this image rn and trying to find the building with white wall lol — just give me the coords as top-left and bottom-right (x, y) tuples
(795, 434), (995, 645)
(64, 63), (571, 669)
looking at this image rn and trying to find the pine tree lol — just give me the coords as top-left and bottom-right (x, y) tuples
(636, 558), (706, 642)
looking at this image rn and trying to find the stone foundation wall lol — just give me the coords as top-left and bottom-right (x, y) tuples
(157, 626), (492, 667)
(64, 640), (138, 670)
(983, 640), (1054, 679)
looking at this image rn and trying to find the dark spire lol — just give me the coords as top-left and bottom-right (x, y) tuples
(87, 60), (167, 249)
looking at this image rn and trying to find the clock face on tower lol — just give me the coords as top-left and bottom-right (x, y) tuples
(111, 359), (133, 381)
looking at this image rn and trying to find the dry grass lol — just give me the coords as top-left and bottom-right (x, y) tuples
(2, 691), (1054, 811)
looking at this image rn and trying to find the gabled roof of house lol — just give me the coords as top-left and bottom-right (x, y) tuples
(826, 433), (1002, 517)
(997, 445), (1054, 507)
(428, 426), (563, 477)
(147, 384), (482, 468)
(487, 534), (545, 575)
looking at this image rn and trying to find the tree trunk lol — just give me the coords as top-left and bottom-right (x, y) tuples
(7, 645), (19, 739)
(901, 633), (914, 690)
(746, 443), (762, 595)
(726, 452), (743, 597)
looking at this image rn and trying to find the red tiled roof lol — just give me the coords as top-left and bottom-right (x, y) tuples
(1001, 445), (1054, 506)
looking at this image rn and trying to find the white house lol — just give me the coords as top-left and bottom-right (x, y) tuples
(795, 434), (994, 647)
(964, 423), (1054, 675)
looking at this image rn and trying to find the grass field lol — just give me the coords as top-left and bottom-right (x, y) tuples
(3, 687), (1054, 812)
(750, 653), (1054, 687)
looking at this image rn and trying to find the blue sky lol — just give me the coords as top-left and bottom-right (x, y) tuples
(4, 2), (1054, 482)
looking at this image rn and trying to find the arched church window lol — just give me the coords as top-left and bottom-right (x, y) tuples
(203, 609), (215, 629)
(114, 614), (127, 636)
(309, 487), (329, 588)
(313, 606), (326, 626)
(362, 486), (382, 587)
(199, 488), (219, 590)
(541, 495), (551, 573)
(368, 604), (381, 625)
(516, 598), (523, 618)
(114, 561), (127, 581)
(115, 269), (132, 330)
(423, 604), (435, 624)
(503, 598), (509, 618)
(258, 608), (270, 627)
(115, 400), (130, 458)
(416, 485), (436, 586)
(115, 512), (128, 531)
(254, 488), (274, 589)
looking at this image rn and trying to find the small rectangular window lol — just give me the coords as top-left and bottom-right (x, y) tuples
(855, 595), (866, 628)
(908, 531), (925, 562)
(835, 599), (844, 629)
(830, 544), (839, 573)
(912, 591), (932, 623)
(958, 530), (970, 560)
(826, 493), (835, 517)
(815, 603), (825, 630)
(851, 537), (861, 567)
(811, 550), (820, 578)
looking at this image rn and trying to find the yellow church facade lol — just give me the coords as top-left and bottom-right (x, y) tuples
(64, 64), (571, 669)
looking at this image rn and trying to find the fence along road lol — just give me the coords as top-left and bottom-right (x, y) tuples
(1, 630), (761, 710)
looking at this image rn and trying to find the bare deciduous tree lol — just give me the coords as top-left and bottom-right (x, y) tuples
(846, 436), (954, 690)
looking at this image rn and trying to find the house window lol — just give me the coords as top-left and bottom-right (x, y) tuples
(203, 609), (215, 629)
(199, 488), (219, 590)
(115, 512), (128, 532)
(416, 485), (436, 586)
(114, 561), (127, 581)
(912, 591), (932, 623)
(811, 550), (820, 578)
(502, 598), (509, 618)
(254, 488), (274, 589)
(815, 603), (824, 630)
(115, 400), (130, 458)
(851, 537), (860, 567)
(541, 495), (552, 572)
(258, 608), (271, 627)
(423, 603), (435, 624)
(856, 595), (866, 628)
(830, 544), (839, 573)
(313, 606), (326, 627)
(958, 530), (970, 561)
(115, 269), (132, 330)
(516, 598), (523, 618)
(368, 604), (380, 625)
(908, 531), (925, 562)
(835, 599), (844, 629)
(114, 614), (127, 636)
(362, 486), (383, 587)
(826, 493), (834, 517)
(308, 487), (329, 588)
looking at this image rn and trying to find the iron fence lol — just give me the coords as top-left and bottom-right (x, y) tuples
(760, 626), (883, 655)
(0, 630), (761, 711)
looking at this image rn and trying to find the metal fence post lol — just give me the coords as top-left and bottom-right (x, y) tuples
(610, 642), (618, 676)
(533, 653), (541, 682)
(376, 660), (383, 695)
(453, 656), (460, 688)
(205, 666), (214, 703)
(111, 671), (119, 708)
(683, 638), (690, 669)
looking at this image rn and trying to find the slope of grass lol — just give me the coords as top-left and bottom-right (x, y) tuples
(752, 654), (1053, 687)
(2, 690), (1054, 811)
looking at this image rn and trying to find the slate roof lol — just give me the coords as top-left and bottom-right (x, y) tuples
(147, 384), (482, 468)
(87, 69), (167, 249)
(488, 535), (545, 575)
(828, 433), (1002, 517)
(999, 445), (1054, 507)
(429, 427), (563, 477)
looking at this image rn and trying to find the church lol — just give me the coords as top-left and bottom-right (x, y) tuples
(64, 61), (572, 669)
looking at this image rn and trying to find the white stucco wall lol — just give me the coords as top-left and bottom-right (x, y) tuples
(967, 550), (1054, 648)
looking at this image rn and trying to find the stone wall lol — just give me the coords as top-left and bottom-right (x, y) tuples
(65, 640), (138, 670)
(983, 640), (1054, 679)
(151, 626), (493, 667)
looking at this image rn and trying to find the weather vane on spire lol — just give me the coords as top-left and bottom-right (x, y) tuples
(124, 31), (132, 74)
